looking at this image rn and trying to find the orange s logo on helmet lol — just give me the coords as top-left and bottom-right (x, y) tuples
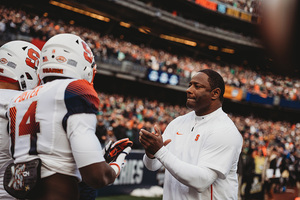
(81, 41), (93, 64)
(26, 48), (40, 69)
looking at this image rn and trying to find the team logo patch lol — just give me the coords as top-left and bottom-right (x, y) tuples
(9, 164), (27, 190)
(0, 58), (8, 64)
(195, 134), (200, 141)
(56, 56), (67, 63)
(4, 158), (41, 199)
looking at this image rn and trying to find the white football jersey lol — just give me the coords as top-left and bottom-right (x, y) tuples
(0, 89), (21, 200)
(7, 79), (104, 181)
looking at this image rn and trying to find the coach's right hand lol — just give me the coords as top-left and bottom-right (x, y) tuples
(139, 125), (171, 158)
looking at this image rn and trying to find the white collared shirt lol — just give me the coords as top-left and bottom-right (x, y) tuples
(144, 108), (243, 200)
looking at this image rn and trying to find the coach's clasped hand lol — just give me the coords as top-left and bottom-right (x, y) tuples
(139, 125), (171, 157)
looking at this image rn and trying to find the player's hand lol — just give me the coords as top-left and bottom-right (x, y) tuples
(109, 146), (131, 177)
(102, 140), (113, 159)
(102, 138), (133, 163)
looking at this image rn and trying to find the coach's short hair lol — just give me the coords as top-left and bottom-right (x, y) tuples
(199, 69), (225, 102)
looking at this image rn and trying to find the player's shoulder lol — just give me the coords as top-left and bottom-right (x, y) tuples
(42, 79), (96, 94)
(0, 89), (22, 117)
(65, 79), (96, 94)
(0, 89), (23, 99)
(40, 78), (73, 91)
(64, 79), (99, 109)
(64, 79), (98, 101)
(2, 89), (27, 105)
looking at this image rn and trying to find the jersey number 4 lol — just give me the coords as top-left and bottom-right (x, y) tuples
(10, 101), (40, 158)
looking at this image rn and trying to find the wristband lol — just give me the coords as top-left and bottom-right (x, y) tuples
(109, 163), (121, 177)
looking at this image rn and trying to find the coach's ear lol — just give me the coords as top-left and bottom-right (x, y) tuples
(211, 88), (221, 100)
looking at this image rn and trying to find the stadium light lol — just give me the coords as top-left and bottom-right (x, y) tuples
(120, 22), (131, 28)
(208, 45), (218, 51)
(49, 0), (110, 22)
(159, 34), (197, 47)
(221, 48), (235, 54)
(138, 27), (151, 34)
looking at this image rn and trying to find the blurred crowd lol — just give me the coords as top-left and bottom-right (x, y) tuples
(1, 5), (299, 102)
(145, 0), (263, 15)
(95, 92), (300, 150)
(217, 0), (263, 14)
(1, 4), (299, 198)
(95, 91), (300, 199)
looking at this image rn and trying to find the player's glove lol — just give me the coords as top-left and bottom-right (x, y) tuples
(109, 146), (131, 177)
(102, 138), (133, 163)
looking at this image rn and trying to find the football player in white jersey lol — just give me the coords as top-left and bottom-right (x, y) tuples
(140, 69), (243, 200)
(5, 33), (131, 200)
(0, 40), (40, 200)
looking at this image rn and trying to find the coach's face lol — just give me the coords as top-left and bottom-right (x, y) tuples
(186, 72), (212, 115)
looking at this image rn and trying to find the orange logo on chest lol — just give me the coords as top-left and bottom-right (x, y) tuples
(195, 134), (200, 141)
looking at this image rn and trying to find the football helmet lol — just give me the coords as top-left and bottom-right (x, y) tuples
(38, 33), (96, 83)
(0, 40), (40, 90)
